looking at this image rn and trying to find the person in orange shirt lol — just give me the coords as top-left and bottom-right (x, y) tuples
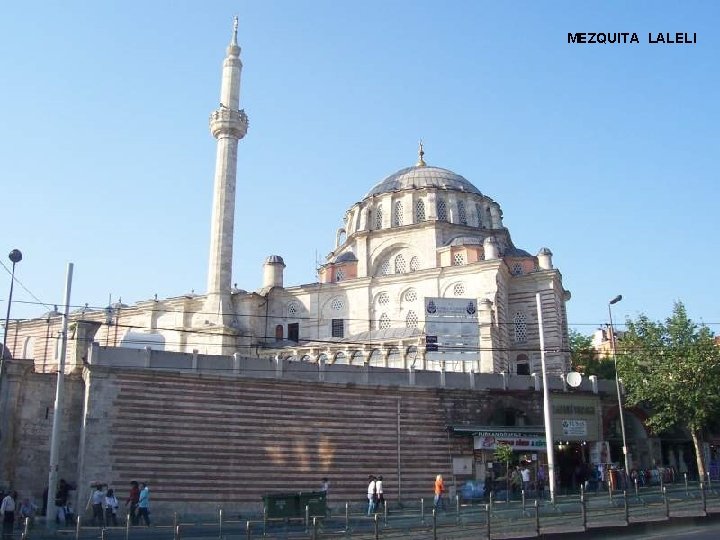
(433, 474), (445, 510)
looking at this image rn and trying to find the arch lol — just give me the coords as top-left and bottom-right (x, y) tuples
(301, 354), (312, 362)
(350, 350), (364, 365)
(22, 337), (36, 360)
(318, 353), (329, 365)
(336, 228), (347, 248)
(387, 347), (402, 369)
(334, 351), (348, 364)
(378, 313), (391, 330)
(393, 201), (404, 227)
(368, 349), (383, 367)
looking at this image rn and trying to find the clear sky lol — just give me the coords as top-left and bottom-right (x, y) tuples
(1, 1), (718, 337)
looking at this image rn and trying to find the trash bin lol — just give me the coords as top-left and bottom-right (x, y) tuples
(298, 491), (327, 517)
(262, 493), (300, 519)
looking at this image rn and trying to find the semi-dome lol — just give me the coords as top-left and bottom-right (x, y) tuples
(364, 165), (482, 199)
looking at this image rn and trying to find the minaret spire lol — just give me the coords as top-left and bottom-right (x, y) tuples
(416, 140), (426, 167)
(203, 17), (249, 341)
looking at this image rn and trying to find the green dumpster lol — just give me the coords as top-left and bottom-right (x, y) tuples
(262, 493), (300, 519)
(298, 491), (327, 517)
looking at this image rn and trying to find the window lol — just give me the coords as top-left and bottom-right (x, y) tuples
(476, 203), (484, 228)
(377, 292), (390, 305)
(287, 302), (299, 316)
(379, 260), (391, 276)
(514, 312), (527, 343)
(288, 323), (299, 342)
(516, 354), (530, 375)
(453, 252), (465, 266)
(437, 199), (447, 221)
(404, 288), (417, 302)
(409, 256), (420, 272)
(453, 282), (465, 296)
(331, 297), (345, 311)
(393, 201), (404, 227)
(415, 199), (426, 222)
(375, 206), (383, 229)
(458, 201), (467, 225)
(335, 268), (345, 282)
(378, 313), (391, 330)
(395, 254), (406, 274)
(406, 310), (419, 328)
(511, 262), (523, 276)
(275, 325), (283, 340)
(331, 319), (344, 338)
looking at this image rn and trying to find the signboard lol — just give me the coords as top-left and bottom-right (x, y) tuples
(561, 419), (587, 436)
(474, 432), (547, 451)
(424, 297), (479, 365)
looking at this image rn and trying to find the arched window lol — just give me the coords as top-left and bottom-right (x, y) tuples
(515, 353), (530, 375)
(377, 292), (390, 306)
(368, 349), (383, 366)
(437, 199), (447, 221)
(375, 206), (383, 230)
(378, 313), (391, 330)
(406, 310), (419, 328)
(379, 259), (391, 276)
(22, 337), (36, 360)
(458, 201), (467, 225)
(514, 312), (528, 343)
(393, 201), (404, 227)
(415, 199), (426, 222)
(409, 256), (420, 272)
(395, 254), (406, 274)
(387, 348), (402, 368)
(453, 282), (465, 296)
(275, 325), (283, 340)
(404, 289), (418, 302)
(476, 203), (484, 228)
(511, 262), (523, 276)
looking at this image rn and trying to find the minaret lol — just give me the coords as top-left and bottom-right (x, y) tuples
(204, 17), (248, 329)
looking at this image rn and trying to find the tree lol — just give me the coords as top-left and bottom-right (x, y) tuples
(494, 443), (514, 500)
(569, 329), (616, 380)
(618, 302), (720, 479)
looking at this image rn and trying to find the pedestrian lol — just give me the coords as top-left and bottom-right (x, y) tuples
(137, 484), (150, 526)
(376, 475), (385, 511)
(104, 489), (118, 527)
(54, 479), (70, 526)
(434, 474), (445, 511)
(510, 467), (522, 498)
(537, 465), (546, 499)
(366, 475), (377, 515)
(88, 484), (104, 526)
(320, 477), (329, 497)
(520, 465), (531, 495)
(18, 498), (37, 528)
(126, 481), (139, 525)
(1, 491), (16, 539)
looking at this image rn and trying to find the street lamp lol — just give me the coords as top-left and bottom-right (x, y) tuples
(2, 249), (23, 360)
(608, 294), (632, 483)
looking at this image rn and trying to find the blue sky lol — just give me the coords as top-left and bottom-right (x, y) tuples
(1, 1), (718, 336)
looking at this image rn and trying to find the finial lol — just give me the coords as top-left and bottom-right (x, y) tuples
(416, 139), (426, 167)
(231, 16), (239, 46)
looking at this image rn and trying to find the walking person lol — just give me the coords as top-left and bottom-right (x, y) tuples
(537, 466), (546, 499)
(137, 484), (150, 526)
(88, 484), (105, 526)
(54, 479), (70, 526)
(104, 489), (119, 527)
(366, 475), (377, 516)
(376, 476), (385, 512)
(1, 491), (16, 539)
(520, 465), (531, 495)
(125, 481), (139, 526)
(434, 474), (445, 511)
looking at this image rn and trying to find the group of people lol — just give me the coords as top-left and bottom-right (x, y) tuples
(366, 475), (385, 515)
(67, 480), (150, 528)
(0, 491), (37, 537)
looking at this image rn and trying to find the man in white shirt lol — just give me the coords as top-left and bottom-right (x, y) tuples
(520, 466), (531, 494)
(366, 476), (377, 515)
(1, 491), (17, 537)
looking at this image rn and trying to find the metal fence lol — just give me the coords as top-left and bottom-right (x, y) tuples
(20, 480), (720, 540)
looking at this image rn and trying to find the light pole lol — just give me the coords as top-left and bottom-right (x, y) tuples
(2, 249), (23, 361)
(608, 294), (632, 484)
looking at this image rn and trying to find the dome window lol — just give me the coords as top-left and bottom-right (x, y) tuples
(406, 310), (419, 328)
(335, 268), (346, 282)
(458, 201), (467, 225)
(415, 199), (426, 222)
(395, 254), (407, 274)
(453, 252), (465, 266)
(409, 256), (420, 272)
(437, 199), (448, 221)
(378, 313), (391, 330)
(511, 262), (524, 276)
(375, 206), (383, 230)
(453, 282), (465, 296)
(393, 201), (404, 227)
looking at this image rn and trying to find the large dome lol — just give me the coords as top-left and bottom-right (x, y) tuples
(364, 165), (482, 199)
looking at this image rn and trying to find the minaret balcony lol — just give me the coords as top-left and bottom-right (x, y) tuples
(209, 106), (248, 139)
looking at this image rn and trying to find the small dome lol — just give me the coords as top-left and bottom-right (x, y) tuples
(364, 166), (482, 198)
(264, 255), (285, 265)
(332, 251), (358, 263)
(448, 236), (483, 247)
(537, 247), (553, 256)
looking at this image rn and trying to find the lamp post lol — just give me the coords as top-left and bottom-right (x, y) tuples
(608, 294), (632, 484)
(2, 249), (23, 361)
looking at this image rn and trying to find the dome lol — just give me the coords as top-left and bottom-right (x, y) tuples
(364, 165), (482, 198)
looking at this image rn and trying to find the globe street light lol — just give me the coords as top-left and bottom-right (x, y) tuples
(608, 294), (632, 484)
(2, 249), (23, 361)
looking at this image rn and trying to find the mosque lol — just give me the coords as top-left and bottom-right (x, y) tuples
(0, 20), (623, 515)
(6, 18), (571, 378)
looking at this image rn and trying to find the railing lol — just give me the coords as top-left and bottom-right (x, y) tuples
(20, 482), (720, 540)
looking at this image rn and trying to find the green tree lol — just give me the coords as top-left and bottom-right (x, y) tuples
(494, 443), (514, 499)
(618, 302), (720, 479)
(569, 329), (616, 379)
